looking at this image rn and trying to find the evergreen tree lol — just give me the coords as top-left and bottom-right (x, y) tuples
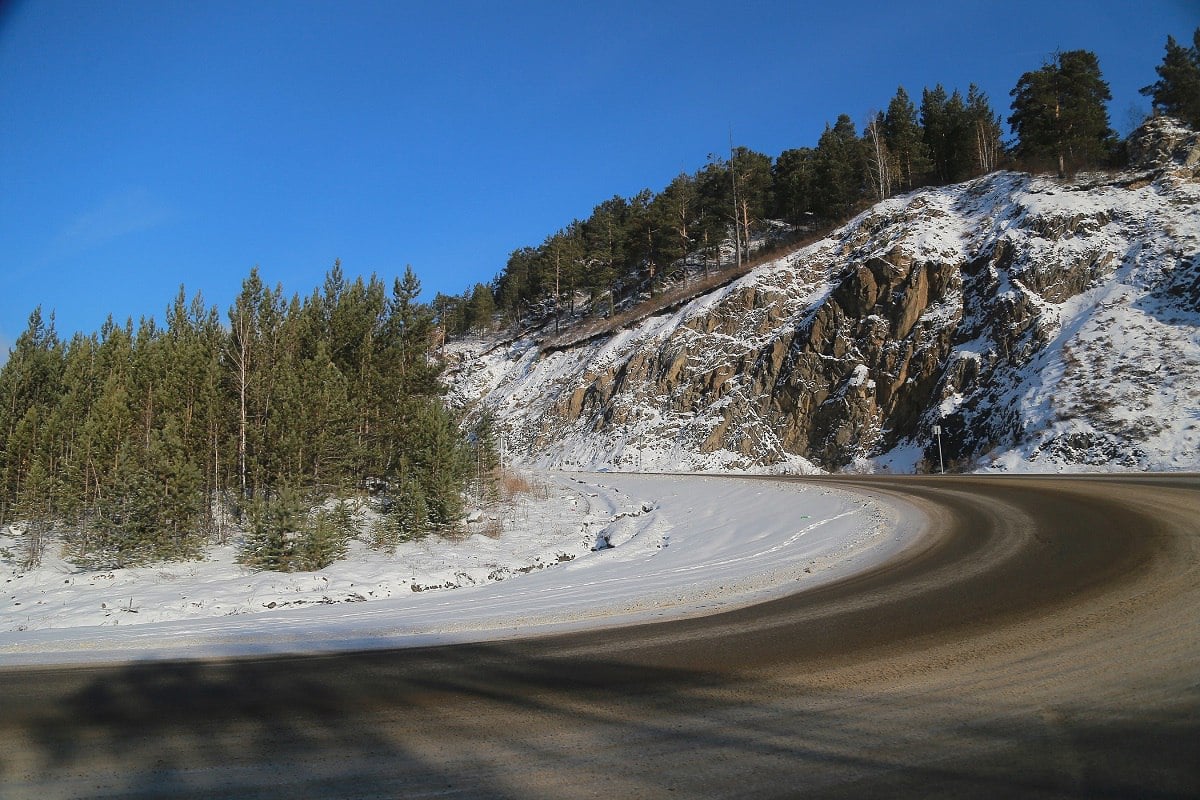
(13, 457), (52, 569)
(730, 147), (774, 260)
(495, 247), (538, 326)
(0, 308), (63, 523)
(618, 190), (658, 295)
(649, 173), (694, 273)
(1141, 29), (1200, 129)
(544, 225), (586, 328)
(465, 283), (497, 332)
(814, 115), (865, 218)
(695, 158), (736, 267)
(0, 261), (471, 571)
(407, 401), (470, 527)
(240, 485), (306, 572)
(884, 86), (931, 191)
(303, 501), (354, 570)
(1009, 50), (1116, 175)
(921, 86), (977, 183)
(583, 197), (629, 315)
(771, 147), (818, 223)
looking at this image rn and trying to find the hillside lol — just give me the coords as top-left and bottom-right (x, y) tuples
(446, 117), (1200, 474)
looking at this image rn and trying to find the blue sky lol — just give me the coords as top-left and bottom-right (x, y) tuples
(1, 0), (1196, 358)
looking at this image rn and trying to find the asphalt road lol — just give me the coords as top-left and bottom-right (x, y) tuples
(1, 474), (1197, 799)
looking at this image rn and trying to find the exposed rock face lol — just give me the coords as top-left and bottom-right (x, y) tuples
(1127, 115), (1200, 178)
(448, 119), (1200, 473)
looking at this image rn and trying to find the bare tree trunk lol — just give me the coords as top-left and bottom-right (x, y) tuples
(227, 313), (251, 499)
(676, 201), (689, 284)
(866, 117), (892, 200)
(729, 133), (742, 270)
(740, 197), (752, 263)
(975, 118), (998, 173)
(646, 225), (656, 297)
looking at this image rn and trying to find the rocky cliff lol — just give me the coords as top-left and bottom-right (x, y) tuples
(447, 118), (1200, 474)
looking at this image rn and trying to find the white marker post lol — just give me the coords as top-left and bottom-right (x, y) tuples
(932, 424), (945, 475)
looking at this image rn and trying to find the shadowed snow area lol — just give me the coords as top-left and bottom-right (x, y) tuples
(0, 474), (909, 666)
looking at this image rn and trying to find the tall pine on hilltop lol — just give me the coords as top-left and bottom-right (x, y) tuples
(0, 265), (473, 570)
(1141, 28), (1200, 129)
(1009, 50), (1116, 175)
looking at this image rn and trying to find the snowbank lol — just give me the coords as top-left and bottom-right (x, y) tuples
(0, 473), (913, 666)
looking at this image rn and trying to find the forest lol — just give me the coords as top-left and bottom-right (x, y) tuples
(1, 31), (1197, 572)
(0, 264), (490, 571)
(435, 34), (1200, 337)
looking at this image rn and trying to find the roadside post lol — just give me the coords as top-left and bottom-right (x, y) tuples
(932, 424), (945, 474)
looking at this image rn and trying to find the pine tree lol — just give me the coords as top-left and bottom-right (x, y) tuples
(623, 190), (660, 296)
(884, 86), (931, 191)
(695, 159), (735, 268)
(240, 485), (305, 572)
(49, 332), (101, 530)
(730, 147), (774, 260)
(544, 225), (585, 329)
(302, 501), (353, 570)
(814, 115), (865, 218)
(583, 197), (628, 315)
(382, 472), (428, 546)
(13, 457), (52, 569)
(408, 401), (469, 527)
(1010, 50), (1116, 175)
(0, 308), (63, 523)
(771, 147), (818, 223)
(1141, 29), (1200, 129)
(0, 261), (471, 570)
(922, 86), (976, 183)
(466, 283), (496, 333)
(650, 172), (698, 275)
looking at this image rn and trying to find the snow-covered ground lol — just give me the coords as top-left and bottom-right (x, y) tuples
(0, 473), (913, 666)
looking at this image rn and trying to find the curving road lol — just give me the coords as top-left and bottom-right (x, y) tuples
(1, 474), (1197, 798)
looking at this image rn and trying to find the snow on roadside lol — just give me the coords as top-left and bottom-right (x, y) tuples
(0, 473), (912, 666)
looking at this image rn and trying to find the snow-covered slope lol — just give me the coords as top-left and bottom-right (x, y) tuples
(448, 118), (1200, 474)
(1, 474), (901, 665)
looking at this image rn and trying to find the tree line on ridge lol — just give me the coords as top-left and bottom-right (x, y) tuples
(436, 33), (1200, 338)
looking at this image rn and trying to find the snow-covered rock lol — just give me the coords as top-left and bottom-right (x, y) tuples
(448, 119), (1200, 475)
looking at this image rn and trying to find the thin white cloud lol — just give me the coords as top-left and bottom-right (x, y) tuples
(49, 187), (173, 260)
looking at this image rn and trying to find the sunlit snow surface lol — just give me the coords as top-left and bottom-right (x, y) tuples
(0, 474), (911, 666)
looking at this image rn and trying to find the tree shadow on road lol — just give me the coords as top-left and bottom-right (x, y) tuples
(4, 639), (1199, 799)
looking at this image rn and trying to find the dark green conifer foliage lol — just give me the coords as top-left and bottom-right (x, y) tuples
(240, 485), (305, 572)
(921, 86), (975, 183)
(884, 86), (932, 191)
(466, 283), (497, 332)
(0, 262), (472, 571)
(771, 147), (819, 223)
(304, 502), (354, 570)
(1141, 29), (1200, 129)
(814, 115), (865, 218)
(0, 308), (63, 524)
(13, 457), (52, 569)
(584, 196), (629, 316)
(1009, 50), (1116, 175)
